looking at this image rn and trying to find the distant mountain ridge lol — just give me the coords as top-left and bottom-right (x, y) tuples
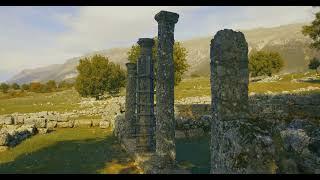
(8, 23), (320, 84)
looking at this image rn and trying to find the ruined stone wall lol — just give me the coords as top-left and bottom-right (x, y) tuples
(175, 94), (320, 122)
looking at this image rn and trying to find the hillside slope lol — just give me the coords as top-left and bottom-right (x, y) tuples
(9, 23), (319, 84)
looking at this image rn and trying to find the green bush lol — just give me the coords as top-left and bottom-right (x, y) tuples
(249, 50), (284, 77)
(308, 57), (320, 74)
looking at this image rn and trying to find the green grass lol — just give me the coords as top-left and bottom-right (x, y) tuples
(175, 77), (211, 100)
(0, 127), (209, 174)
(175, 72), (320, 99)
(0, 128), (140, 174)
(0, 89), (82, 115)
(176, 136), (211, 174)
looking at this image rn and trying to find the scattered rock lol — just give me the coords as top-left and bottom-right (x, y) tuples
(99, 121), (110, 129)
(37, 128), (49, 134)
(0, 146), (8, 152)
(281, 129), (310, 154)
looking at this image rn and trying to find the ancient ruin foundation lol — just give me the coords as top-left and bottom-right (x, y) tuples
(136, 38), (156, 152)
(154, 10), (179, 169)
(210, 29), (250, 173)
(125, 63), (137, 138)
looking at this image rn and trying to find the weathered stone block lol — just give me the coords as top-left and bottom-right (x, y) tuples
(74, 119), (92, 128)
(175, 130), (186, 139)
(0, 132), (11, 146)
(186, 128), (205, 138)
(280, 129), (310, 154)
(37, 128), (49, 134)
(47, 114), (59, 121)
(47, 121), (57, 129)
(91, 119), (101, 127)
(24, 118), (36, 126)
(57, 121), (74, 128)
(99, 121), (110, 129)
(34, 118), (47, 128)
(14, 115), (24, 125)
(57, 115), (69, 122)
(0, 146), (8, 152)
(4, 116), (13, 125)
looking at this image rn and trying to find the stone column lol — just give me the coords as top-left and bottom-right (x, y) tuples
(125, 63), (137, 138)
(210, 29), (250, 173)
(136, 38), (156, 152)
(154, 10), (179, 169)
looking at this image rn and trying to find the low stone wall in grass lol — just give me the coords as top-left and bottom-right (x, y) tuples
(0, 124), (37, 152)
(0, 112), (110, 130)
(173, 93), (320, 173)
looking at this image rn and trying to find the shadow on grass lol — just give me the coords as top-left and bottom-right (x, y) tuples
(302, 79), (320, 84)
(176, 136), (211, 174)
(0, 135), (136, 174)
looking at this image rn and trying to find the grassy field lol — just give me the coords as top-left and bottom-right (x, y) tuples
(0, 128), (140, 174)
(175, 71), (320, 99)
(0, 71), (319, 174)
(0, 127), (209, 174)
(1, 71), (319, 114)
(0, 89), (82, 115)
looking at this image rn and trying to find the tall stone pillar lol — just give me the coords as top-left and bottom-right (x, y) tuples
(210, 29), (250, 173)
(125, 63), (137, 138)
(136, 38), (156, 152)
(154, 10), (179, 169)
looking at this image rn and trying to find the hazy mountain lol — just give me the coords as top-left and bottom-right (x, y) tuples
(8, 23), (320, 84)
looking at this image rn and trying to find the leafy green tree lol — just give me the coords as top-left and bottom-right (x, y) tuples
(21, 84), (30, 91)
(127, 37), (189, 85)
(75, 55), (126, 100)
(0, 83), (9, 93)
(249, 50), (285, 77)
(46, 80), (57, 92)
(308, 57), (320, 74)
(11, 83), (20, 90)
(302, 11), (320, 50)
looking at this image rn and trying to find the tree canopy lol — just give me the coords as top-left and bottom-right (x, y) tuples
(308, 57), (320, 74)
(0, 83), (9, 93)
(249, 50), (285, 77)
(127, 37), (189, 85)
(302, 11), (320, 50)
(75, 55), (126, 100)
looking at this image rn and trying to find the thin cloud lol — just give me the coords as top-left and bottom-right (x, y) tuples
(0, 6), (316, 82)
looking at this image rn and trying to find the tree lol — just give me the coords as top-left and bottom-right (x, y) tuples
(127, 37), (189, 85)
(249, 50), (285, 77)
(308, 57), (320, 74)
(46, 80), (57, 92)
(21, 84), (30, 91)
(0, 83), (9, 93)
(29, 82), (43, 93)
(302, 11), (320, 50)
(75, 55), (126, 100)
(11, 83), (20, 90)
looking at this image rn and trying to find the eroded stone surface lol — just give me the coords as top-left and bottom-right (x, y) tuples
(155, 10), (179, 170)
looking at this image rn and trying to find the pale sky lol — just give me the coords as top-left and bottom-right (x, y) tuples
(0, 6), (317, 82)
